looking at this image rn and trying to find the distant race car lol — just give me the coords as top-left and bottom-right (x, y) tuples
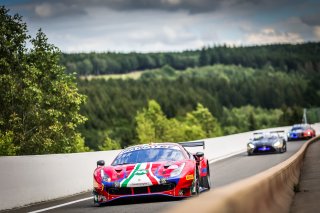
(247, 131), (287, 156)
(93, 141), (211, 205)
(287, 124), (316, 141)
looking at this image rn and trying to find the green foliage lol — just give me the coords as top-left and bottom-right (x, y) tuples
(0, 6), (88, 155)
(221, 106), (283, 134)
(135, 100), (170, 143)
(78, 64), (313, 150)
(99, 132), (121, 150)
(0, 131), (17, 156)
(186, 103), (222, 137)
(60, 43), (320, 76)
(306, 107), (320, 124)
(135, 100), (222, 144)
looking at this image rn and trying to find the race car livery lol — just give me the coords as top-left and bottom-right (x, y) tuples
(93, 142), (211, 205)
(287, 124), (316, 141)
(247, 131), (287, 155)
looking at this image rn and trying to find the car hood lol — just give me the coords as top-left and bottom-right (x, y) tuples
(99, 161), (185, 187)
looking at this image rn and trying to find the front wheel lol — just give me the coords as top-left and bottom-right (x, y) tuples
(200, 165), (211, 190)
(93, 195), (101, 207)
(192, 167), (200, 195)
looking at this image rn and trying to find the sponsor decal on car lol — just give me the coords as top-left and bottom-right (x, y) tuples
(120, 144), (179, 154)
(186, 174), (194, 180)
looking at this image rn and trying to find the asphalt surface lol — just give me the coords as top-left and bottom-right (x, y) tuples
(4, 140), (307, 213)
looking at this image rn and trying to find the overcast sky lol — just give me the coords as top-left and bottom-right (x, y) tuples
(2, 0), (320, 53)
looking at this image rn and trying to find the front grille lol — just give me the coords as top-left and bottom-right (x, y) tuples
(133, 187), (149, 194)
(254, 146), (276, 153)
(107, 183), (175, 195)
(150, 183), (175, 193)
(108, 187), (132, 195)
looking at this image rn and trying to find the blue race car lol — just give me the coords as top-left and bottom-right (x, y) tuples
(247, 131), (287, 155)
(287, 124), (316, 141)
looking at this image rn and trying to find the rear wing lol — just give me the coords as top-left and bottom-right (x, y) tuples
(270, 130), (286, 138)
(178, 140), (205, 149)
(270, 130), (285, 134)
(253, 132), (263, 135)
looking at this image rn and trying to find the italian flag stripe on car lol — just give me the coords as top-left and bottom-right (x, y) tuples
(121, 163), (141, 187)
(146, 163), (159, 184)
(120, 163), (161, 187)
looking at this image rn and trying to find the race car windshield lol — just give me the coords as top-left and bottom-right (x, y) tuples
(291, 127), (304, 131)
(253, 132), (277, 140)
(253, 133), (264, 140)
(112, 148), (185, 165)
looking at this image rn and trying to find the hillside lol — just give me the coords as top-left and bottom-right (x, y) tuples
(61, 43), (320, 76)
(77, 64), (320, 150)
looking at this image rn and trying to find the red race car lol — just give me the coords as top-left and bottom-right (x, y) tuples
(287, 123), (316, 141)
(93, 141), (211, 205)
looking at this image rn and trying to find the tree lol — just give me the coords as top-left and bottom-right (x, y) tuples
(186, 103), (222, 138)
(0, 131), (16, 155)
(99, 131), (121, 150)
(199, 47), (210, 66)
(135, 100), (169, 143)
(0, 6), (88, 155)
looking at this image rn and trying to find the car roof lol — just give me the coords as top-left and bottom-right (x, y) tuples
(292, 124), (311, 129)
(120, 142), (184, 154)
(123, 142), (181, 149)
(117, 142), (189, 160)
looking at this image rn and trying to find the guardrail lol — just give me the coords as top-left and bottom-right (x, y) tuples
(0, 125), (310, 211)
(165, 135), (320, 213)
(0, 150), (120, 210)
(0, 128), (265, 211)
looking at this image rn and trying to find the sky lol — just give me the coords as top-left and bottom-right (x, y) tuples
(1, 0), (320, 53)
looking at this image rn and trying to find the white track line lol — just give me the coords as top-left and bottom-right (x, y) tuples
(28, 197), (92, 213)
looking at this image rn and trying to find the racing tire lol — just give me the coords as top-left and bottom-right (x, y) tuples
(200, 165), (211, 190)
(192, 167), (200, 196)
(93, 195), (101, 207)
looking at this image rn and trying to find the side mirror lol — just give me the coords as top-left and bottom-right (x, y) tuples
(97, 160), (105, 167)
(195, 152), (204, 158)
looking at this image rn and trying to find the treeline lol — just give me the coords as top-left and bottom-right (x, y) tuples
(60, 42), (320, 76)
(77, 65), (311, 150)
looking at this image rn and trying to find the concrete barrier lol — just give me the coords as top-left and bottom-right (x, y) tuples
(0, 128), (265, 211)
(0, 150), (119, 210)
(165, 135), (320, 213)
(0, 125), (312, 211)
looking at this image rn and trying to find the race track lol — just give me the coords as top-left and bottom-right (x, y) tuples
(7, 140), (308, 213)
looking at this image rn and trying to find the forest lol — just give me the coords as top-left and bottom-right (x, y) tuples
(60, 43), (320, 76)
(76, 62), (320, 150)
(63, 43), (320, 152)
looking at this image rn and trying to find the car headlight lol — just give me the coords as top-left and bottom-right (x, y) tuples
(273, 141), (281, 147)
(101, 169), (111, 182)
(248, 143), (255, 149)
(170, 163), (185, 177)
